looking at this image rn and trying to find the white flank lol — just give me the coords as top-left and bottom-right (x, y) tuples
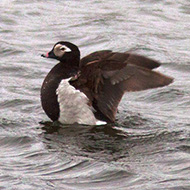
(96, 120), (107, 125)
(56, 78), (107, 125)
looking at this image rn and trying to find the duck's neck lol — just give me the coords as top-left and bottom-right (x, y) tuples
(52, 62), (79, 78)
(41, 61), (79, 121)
(60, 55), (80, 70)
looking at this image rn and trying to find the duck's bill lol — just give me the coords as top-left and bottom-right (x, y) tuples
(41, 50), (56, 59)
(41, 52), (49, 58)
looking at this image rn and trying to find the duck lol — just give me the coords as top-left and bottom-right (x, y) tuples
(41, 41), (173, 125)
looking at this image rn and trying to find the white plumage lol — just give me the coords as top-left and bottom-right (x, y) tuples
(56, 78), (106, 125)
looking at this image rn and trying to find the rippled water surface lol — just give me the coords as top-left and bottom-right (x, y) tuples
(0, 0), (190, 189)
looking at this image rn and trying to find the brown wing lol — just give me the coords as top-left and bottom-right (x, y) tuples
(80, 50), (160, 70)
(79, 50), (112, 68)
(98, 64), (173, 121)
(72, 51), (173, 122)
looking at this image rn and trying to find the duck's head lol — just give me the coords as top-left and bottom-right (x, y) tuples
(41, 41), (80, 64)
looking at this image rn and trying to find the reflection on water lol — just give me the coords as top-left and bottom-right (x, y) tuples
(0, 0), (190, 189)
(41, 120), (182, 161)
(41, 122), (128, 160)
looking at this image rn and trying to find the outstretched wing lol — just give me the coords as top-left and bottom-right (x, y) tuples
(72, 51), (173, 122)
(80, 50), (161, 69)
(97, 64), (173, 121)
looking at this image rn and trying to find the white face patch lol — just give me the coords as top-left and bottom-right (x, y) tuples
(53, 44), (72, 58)
(60, 45), (72, 52)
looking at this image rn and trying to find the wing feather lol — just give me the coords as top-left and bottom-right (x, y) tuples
(72, 51), (173, 122)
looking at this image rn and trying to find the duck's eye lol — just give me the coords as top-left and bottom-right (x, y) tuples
(60, 47), (66, 51)
(60, 45), (72, 52)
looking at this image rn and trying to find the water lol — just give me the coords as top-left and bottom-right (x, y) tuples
(0, 0), (190, 189)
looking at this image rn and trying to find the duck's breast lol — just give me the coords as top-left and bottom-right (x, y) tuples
(56, 78), (106, 125)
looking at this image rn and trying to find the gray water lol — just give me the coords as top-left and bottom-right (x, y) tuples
(0, 0), (190, 189)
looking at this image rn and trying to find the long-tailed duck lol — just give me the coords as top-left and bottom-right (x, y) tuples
(41, 41), (173, 125)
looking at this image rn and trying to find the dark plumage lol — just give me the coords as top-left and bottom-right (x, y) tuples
(41, 41), (173, 125)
